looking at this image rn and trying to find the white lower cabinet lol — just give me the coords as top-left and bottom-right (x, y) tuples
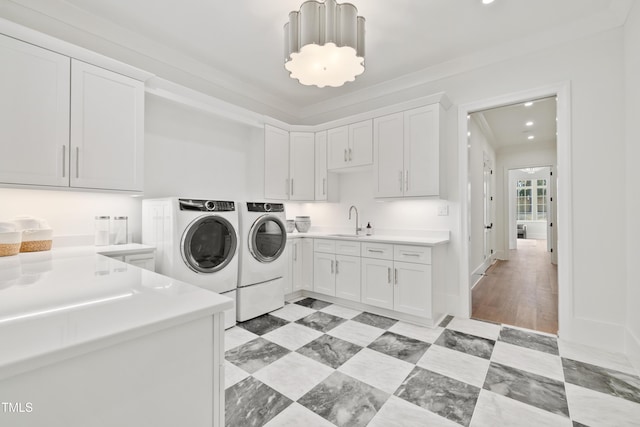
(313, 252), (336, 296)
(313, 239), (361, 301)
(335, 255), (361, 302)
(361, 258), (394, 309)
(285, 238), (313, 296)
(393, 261), (431, 318)
(124, 253), (156, 272)
(100, 246), (156, 272)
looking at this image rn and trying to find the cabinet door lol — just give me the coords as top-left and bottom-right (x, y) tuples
(0, 35), (70, 187)
(124, 253), (156, 272)
(314, 131), (328, 200)
(335, 255), (361, 302)
(361, 258), (394, 310)
(404, 105), (441, 197)
(264, 125), (289, 200)
(284, 243), (294, 295)
(301, 239), (314, 290)
(313, 252), (336, 296)
(70, 60), (144, 191)
(348, 120), (373, 167)
(289, 132), (315, 201)
(373, 113), (404, 197)
(327, 126), (349, 170)
(292, 241), (304, 292)
(394, 261), (431, 318)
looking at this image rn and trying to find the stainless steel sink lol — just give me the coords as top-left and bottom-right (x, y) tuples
(328, 233), (367, 238)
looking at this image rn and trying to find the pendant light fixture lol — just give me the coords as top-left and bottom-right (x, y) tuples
(284, 0), (365, 88)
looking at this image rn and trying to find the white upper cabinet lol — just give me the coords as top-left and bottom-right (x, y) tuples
(374, 104), (444, 198)
(327, 120), (373, 170)
(264, 125), (290, 200)
(70, 60), (144, 192)
(0, 34), (70, 187)
(314, 131), (328, 201)
(289, 132), (315, 201)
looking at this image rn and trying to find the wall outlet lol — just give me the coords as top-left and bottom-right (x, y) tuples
(437, 204), (449, 216)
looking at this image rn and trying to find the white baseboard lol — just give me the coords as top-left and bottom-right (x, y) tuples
(561, 316), (626, 354)
(626, 327), (640, 376)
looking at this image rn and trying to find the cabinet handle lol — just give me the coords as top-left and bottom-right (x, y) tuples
(405, 170), (409, 192)
(293, 243), (297, 261)
(368, 249), (384, 253)
(285, 179), (289, 196)
(75, 147), (79, 178)
(394, 268), (398, 285)
(399, 171), (403, 192)
(331, 260), (334, 274)
(291, 178), (294, 196)
(62, 145), (66, 178)
(348, 148), (352, 161)
(322, 178), (326, 195)
(344, 149), (347, 162)
(335, 260), (339, 274)
(387, 267), (391, 284)
(402, 252), (421, 257)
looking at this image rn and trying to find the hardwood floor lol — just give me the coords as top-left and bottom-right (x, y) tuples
(472, 239), (558, 334)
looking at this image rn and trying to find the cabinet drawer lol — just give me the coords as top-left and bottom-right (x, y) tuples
(335, 240), (360, 256)
(361, 242), (393, 260)
(314, 239), (336, 253)
(394, 245), (431, 264)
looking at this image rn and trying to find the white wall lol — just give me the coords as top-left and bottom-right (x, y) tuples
(144, 94), (263, 200)
(624, 2), (640, 373)
(468, 115), (497, 283)
(0, 188), (141, 245)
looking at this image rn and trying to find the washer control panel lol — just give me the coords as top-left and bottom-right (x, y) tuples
(246, 202), (285, 213)
(179, 199), (235, 212)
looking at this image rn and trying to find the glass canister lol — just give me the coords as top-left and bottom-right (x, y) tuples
(95, 216), (110, 246)
(113, 216), (128, 245)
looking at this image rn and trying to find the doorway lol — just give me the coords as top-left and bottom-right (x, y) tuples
(465, 94), (560, 334)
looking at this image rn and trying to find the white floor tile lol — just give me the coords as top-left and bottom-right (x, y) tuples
(225, 326), (259, 352)
(338, 348), (414, 394)
(320, 304), (362, 319)
(558, 340), (637, 375)
(491, 341), (564, 382)
(263, 403), (335, 427)
(417, 344), (491, 388)
(470, 389), (572, 427)
(253, 352), (334, 401)
(388, 321), (444, 343)
(327, 319), (385, 347)
(368, 395), (460, 427)
(224, 360), (249, 389)
(565, 383), (640, 427)
(448, 317), (501, 341)
(269, 303), (316, 322)
(262, 322), (323, 351)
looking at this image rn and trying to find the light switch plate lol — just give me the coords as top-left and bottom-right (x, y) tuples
(437, 204), (449, 216)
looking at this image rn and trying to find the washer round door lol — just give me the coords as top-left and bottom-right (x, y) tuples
(181, 215), (237, 274)
(249, 215), (286, 263)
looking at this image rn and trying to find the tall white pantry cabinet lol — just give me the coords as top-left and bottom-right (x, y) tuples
(0, 33), (144, 192)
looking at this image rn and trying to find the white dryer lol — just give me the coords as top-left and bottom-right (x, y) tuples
(142, 197), (238, 328)
(237, 202), (287, 321)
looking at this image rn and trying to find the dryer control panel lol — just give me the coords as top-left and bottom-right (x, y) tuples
(247, 202), (285, 213)
(179, 199), (235, 212)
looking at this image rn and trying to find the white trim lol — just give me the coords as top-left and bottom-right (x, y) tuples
(458, 82), (572, 342)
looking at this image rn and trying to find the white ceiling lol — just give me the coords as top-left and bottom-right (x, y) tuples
(0, 0), (631, 123)
(475, 96), (557, 150)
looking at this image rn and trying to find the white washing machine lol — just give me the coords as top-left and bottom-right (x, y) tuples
(142, 197), (238, 329)
(237, 202), (287, 321)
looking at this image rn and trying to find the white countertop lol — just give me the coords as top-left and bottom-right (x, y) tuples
(286, 231), (450, 246)
(0, 247), (233, 380)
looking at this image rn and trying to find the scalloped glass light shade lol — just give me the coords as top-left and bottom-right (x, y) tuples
(284, 0), (365, 88)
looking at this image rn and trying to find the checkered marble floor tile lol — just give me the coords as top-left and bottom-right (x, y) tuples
(224, 298), (640, 427)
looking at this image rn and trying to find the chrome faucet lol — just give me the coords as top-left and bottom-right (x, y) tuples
(348, 205), (362, 235)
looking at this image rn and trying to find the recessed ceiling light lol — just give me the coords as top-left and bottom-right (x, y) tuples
(482, 0), (495, 4)
(524, 102), (533, 107)
(526, 121), (534, 126)
(527, 135), (535, 140)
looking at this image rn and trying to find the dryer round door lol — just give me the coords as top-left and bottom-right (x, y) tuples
(181, 215), (237, 274)
(248, 215), (286, 263)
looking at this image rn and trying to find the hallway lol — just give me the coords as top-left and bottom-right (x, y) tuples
(472, 239), (558, 334)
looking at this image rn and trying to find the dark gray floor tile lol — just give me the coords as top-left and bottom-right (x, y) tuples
(225, 337), (290, 374)
(352, 312), (398, 330)
(237, 313), (289, 336)
(367, 331), (430, 363)
(484, 362), (569, 417)
(562, 358), (640, 404)
(298, 371), (388, 427)
(438, 314), (454, 328)
(297, 334), (362, 369)
(296, 311), (347, 333)
(499, 327), (559, 355)
(395, 366), (480, 427)
(434, 329), (495, 359)
(294, 297), (332, 310)
(225, 376), (292, 427)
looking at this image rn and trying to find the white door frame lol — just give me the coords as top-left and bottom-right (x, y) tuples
(458, 82), (572, 338)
